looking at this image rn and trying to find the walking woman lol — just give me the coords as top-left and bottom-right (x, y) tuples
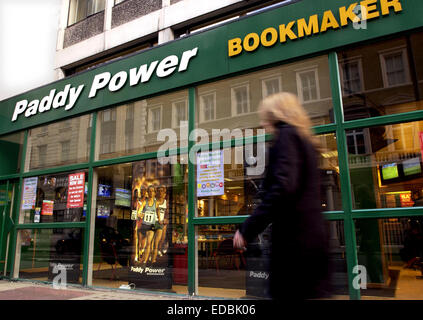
(233, 92), (331, 300)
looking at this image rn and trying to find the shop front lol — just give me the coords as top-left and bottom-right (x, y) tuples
(1, 0), (423, 299)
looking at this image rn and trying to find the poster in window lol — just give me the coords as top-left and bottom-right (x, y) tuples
(197, 150), (224, 197)
(41, 200), (54, 216)
(67, 172), (85, 209)
(128, 160), (174, 289)
(22, 177), (38, 210)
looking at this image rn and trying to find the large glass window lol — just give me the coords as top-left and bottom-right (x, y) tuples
(96, 90), (188, 160)
(196, 55), (333, 135)
(347, 120), (423, 210)
(355, 217), (423, 300)
(195, 134), (341, 218)
(197, 224), (251, 298)
(68, 0), (106, 26)
(14, 228), (84, 284)
(91, 157), (188, 293)
(0, 132), (24, 175)
(25, 115), (91, 171)
(338, 31), (423, 121)
(19, 171), (89, 224)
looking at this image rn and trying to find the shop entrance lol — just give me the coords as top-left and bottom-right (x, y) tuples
(0, 180), (18, 278)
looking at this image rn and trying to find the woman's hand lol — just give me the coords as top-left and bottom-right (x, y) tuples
(233, 230), (246, 250)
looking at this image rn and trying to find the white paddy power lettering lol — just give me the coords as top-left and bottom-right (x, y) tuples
(11, 47), (199, 122)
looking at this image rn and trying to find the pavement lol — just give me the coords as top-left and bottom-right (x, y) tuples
(0, 279), (204, 300)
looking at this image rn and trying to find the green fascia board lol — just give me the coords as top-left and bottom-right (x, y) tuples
(0, 0), (421, 136)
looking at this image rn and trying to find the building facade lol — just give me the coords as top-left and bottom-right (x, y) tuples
(0, 0), (423, 299)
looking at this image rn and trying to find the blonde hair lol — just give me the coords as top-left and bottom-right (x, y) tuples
(259, 92), (321, 151)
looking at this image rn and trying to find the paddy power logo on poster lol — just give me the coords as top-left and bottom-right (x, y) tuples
(228, 0), (403, 57)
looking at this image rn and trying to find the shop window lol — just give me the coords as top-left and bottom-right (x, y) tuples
(0, 132), (24, 175)
(18, 170), (89, 224)
(347, 120), (423, 210)
(172, 99), (187, 128)
(338, 31), (423, 121)
(14, 228), (83, 284)
(231, 84), (250, 116)
(196, 222), (348, 299)
(91, 158), (188, 293)
(25, 115), (91, 172)
(296, 67), (320, 103)
(261, 75), (281, 98)
(339, 58), (364, 96)
(355, 217), (423, 299)
(68, 0), (106, 26)
(96, 90), (188, 160)
(380, 47), (411, 88)
(196, 138), (341, 218)
(197, 55), (333, 132)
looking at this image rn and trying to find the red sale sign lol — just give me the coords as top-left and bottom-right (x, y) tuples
(67, 172), (85, 209)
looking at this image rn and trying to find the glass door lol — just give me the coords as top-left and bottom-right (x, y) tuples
(0, 180), (18, 277)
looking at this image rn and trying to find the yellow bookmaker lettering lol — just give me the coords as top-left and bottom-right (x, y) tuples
(227, 0), (403, 57)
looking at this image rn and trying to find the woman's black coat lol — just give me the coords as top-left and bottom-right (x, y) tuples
(239, 121), (331, 300)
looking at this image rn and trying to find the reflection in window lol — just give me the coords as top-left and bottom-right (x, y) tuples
(262, 76), (281, 98)
(318, 133), (342, 211)
(15, 228), (83, 283)
(200, 93), (216, 122)
(297, 68), (319, 103)
(340, 59), (363, 95)
(380, 48), (410, 87)
(347, 121), (423, 210)
(355, 217), (423, 299)
(338, 31), (423, 121)
(231, 84), (250, 115)
(197, 55), (333, 132)
(25, 115), (91, 171)
(96, 90), (188, 160)
(148, 106), (162, 133)
(172, 100), (187, 127)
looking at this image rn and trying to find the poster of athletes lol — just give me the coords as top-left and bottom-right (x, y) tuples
(128, 160), (173, 289)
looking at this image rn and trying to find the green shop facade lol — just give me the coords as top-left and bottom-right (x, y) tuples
(1, 0), (423, 299)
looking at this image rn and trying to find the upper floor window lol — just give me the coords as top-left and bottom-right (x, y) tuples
(380, 47), (411, 88)
(68, 0), (106, 26)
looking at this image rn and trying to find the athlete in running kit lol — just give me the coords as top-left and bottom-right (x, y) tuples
(140, 185), (157, 266)
(152, 185), (168, 263)
(135, 187), (147, 262)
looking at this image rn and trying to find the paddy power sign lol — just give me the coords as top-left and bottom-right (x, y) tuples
(11, 48), (198, 122)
